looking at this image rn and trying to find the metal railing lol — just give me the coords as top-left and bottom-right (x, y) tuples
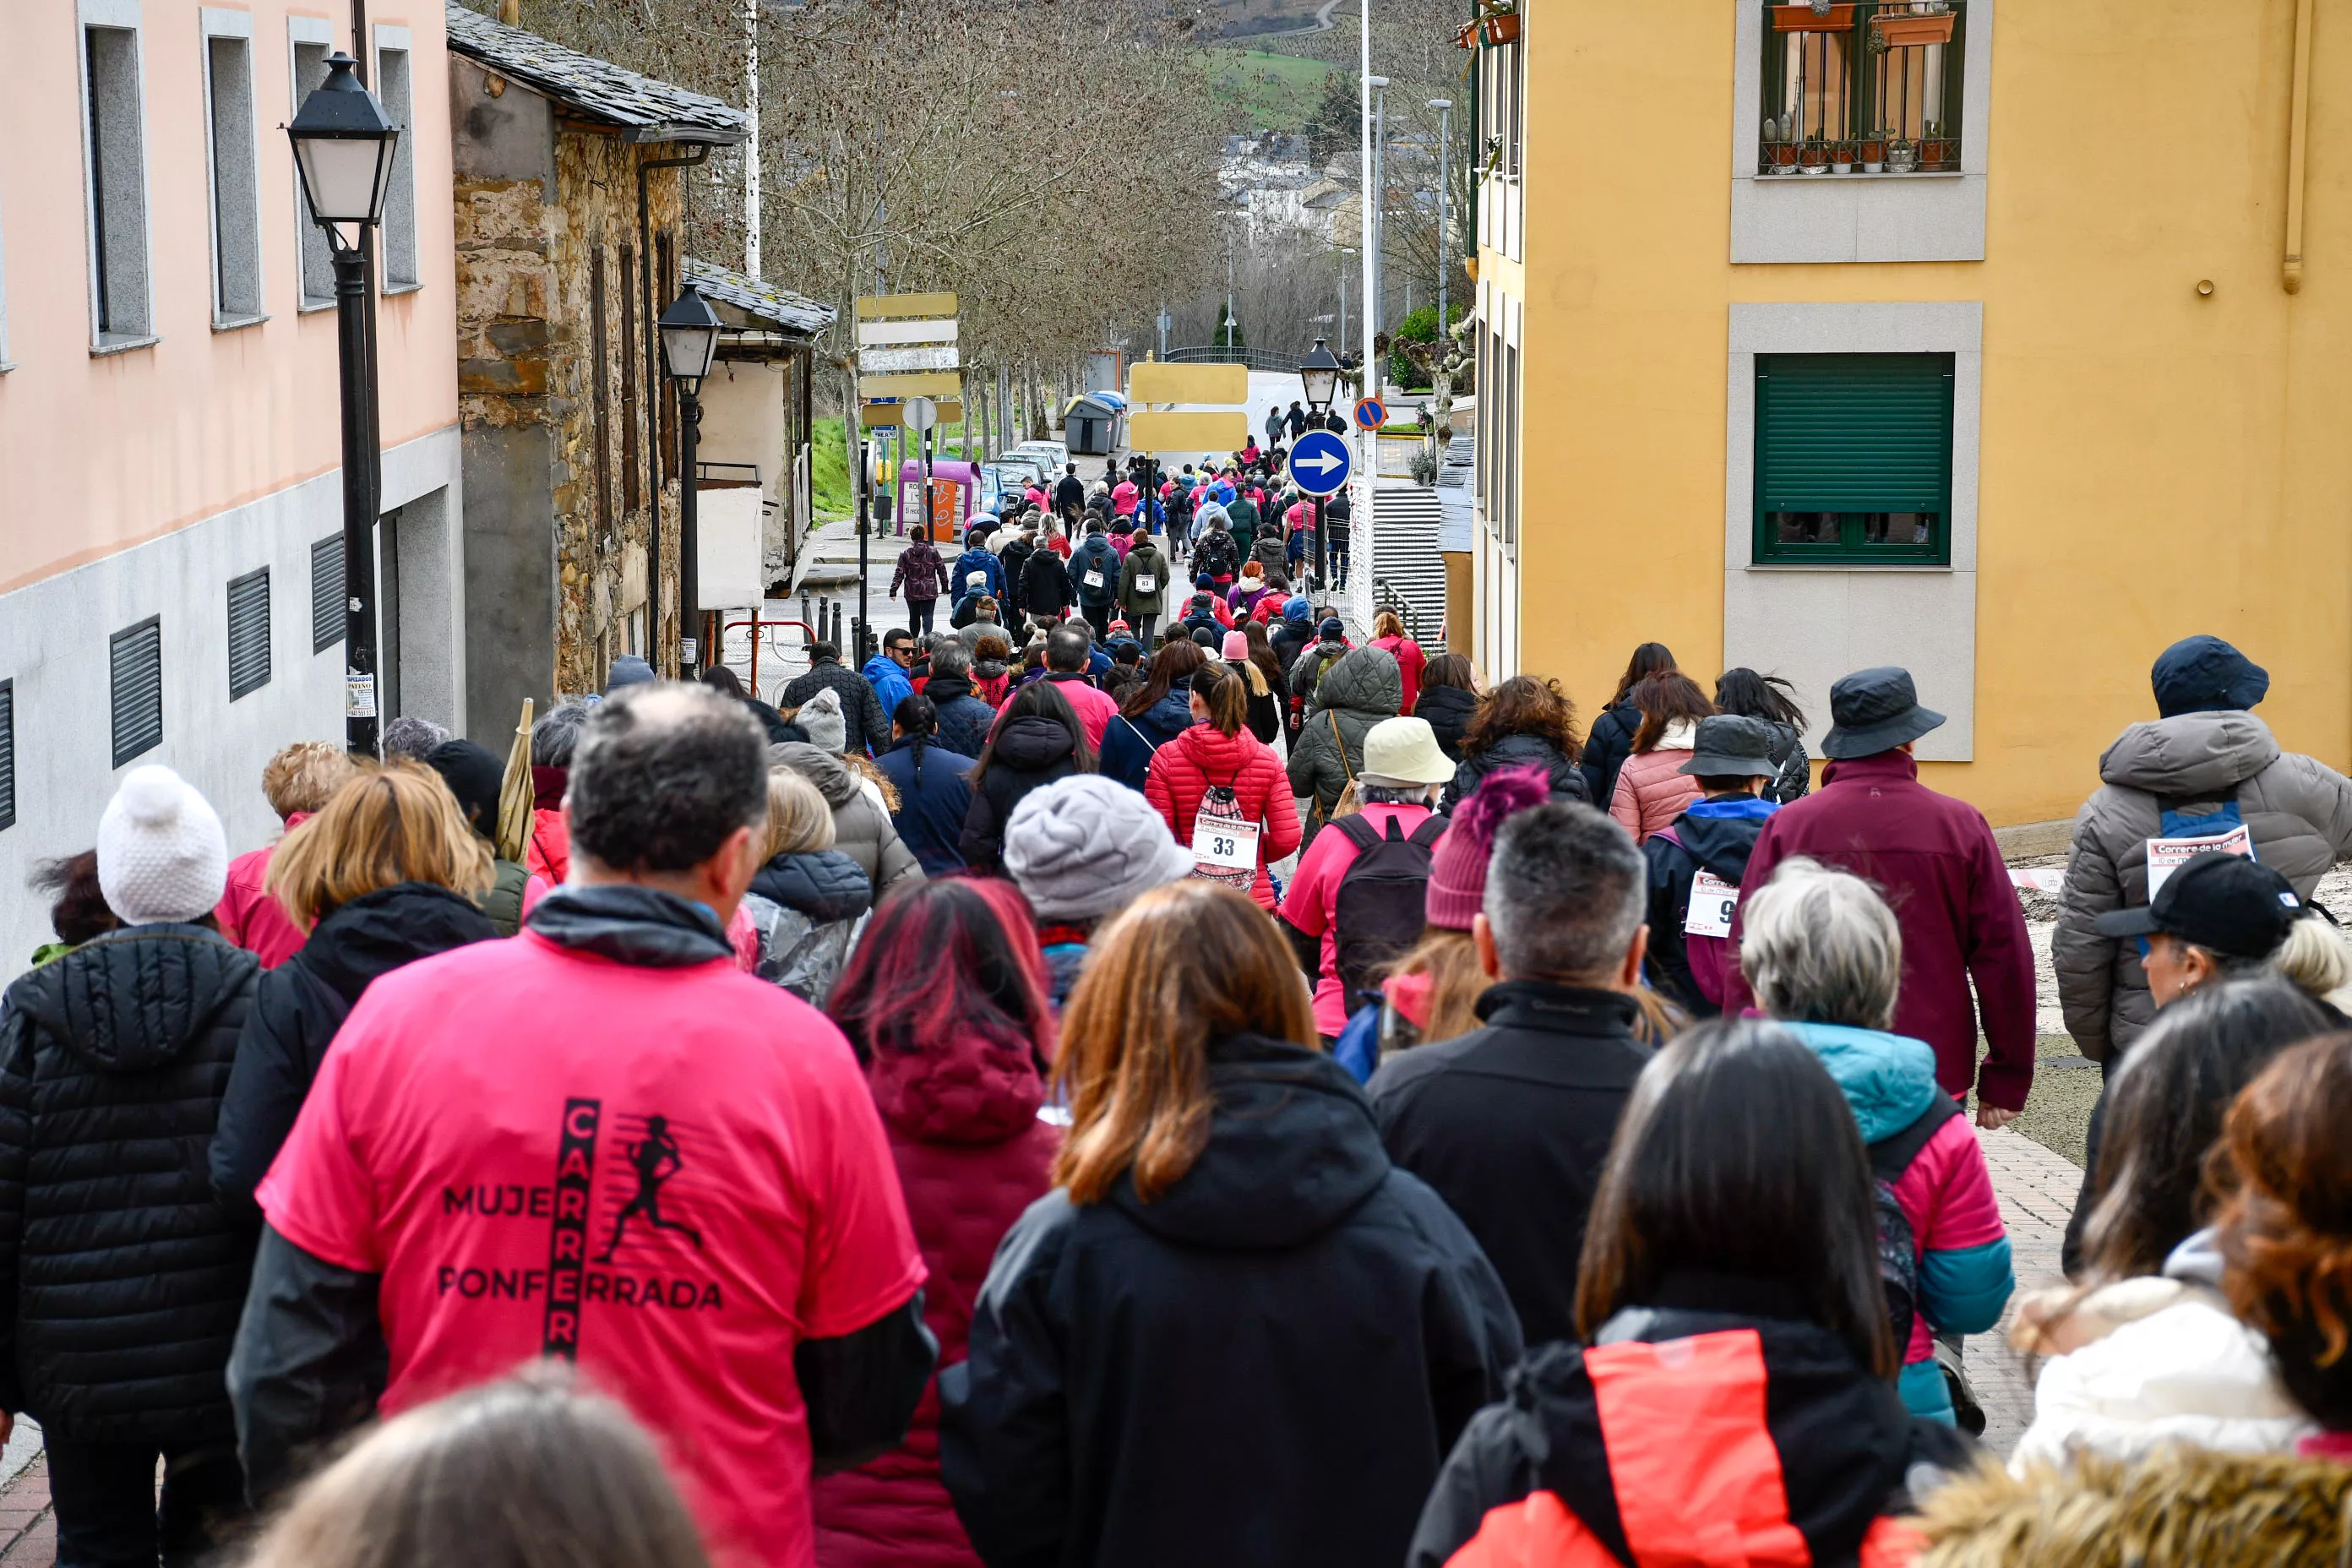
(1758, 1), (1963, 176)
(1162, 346), (1303, 374)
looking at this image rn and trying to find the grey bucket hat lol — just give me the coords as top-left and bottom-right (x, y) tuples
(1678, 714), (1780, 778)
(1821, 667), (1945, 760)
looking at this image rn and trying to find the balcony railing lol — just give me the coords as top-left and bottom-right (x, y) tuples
(1757, 0), (1964, 177)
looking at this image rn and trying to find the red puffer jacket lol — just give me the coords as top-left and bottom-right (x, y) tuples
(810, 1027), (1059, 1568)
(1143, 721), (1302, 908)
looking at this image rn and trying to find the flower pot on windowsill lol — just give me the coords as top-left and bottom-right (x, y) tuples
(1763, 142), (1799, 174)
(1772, 3), (1857, 30)
(1856, 136), (1886, 172)
(1922, 136), (1959, 169)
(1454, 19), (1480, 47)
(1798, 144), (1828, 173)
(1886, 137), (1919, 172)
(1875, 10), (1956, 46)
(1480, 12), (1520, 45)
(1832, 141), (1855, 173)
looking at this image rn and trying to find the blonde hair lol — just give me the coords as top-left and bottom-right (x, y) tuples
(1055, 882), (1315, 1204)
(1373, 610), (1406, 640)
(242, 1368), (709, 1568)
(2271, 915), (2352, 1002)
(762, 767), (836, 860)
(1382, 928), (1487, 1046)
(266, 762), (495, 931)
(262, 740), (358, 820)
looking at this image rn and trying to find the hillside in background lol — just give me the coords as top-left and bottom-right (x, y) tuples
(1202, 46), (1337, 132)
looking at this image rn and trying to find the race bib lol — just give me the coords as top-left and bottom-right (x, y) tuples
(1684, 869), (1740, 938)
(1192, 815), (1260, 872)
(1136, 574), (1157, 594)
(1083, 569), (1106, 589)
(2146, 823), (2255, 896)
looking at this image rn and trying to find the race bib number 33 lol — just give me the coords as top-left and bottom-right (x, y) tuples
(1192, 817), (1260, 872)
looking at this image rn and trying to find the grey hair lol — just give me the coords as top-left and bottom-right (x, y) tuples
(929, 640), (972, 680)
(531, 701), (592, 768)
(1740, 857), (1903, 1032)
(1483, 803), (1646, 982)
(380, 716), (450, 764)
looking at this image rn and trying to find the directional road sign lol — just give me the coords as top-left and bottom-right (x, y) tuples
(1288, 430), (1353, 497)
(1353, 395), (1388, 431)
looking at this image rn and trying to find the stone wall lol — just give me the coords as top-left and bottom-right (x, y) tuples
(450, 60), (685, 704)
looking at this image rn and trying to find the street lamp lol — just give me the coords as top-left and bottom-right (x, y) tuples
(1429, 100), (1452, 342)
(1299, 337), (1343, 589)
(287, 52), (399, 759)
(658, 280), (724, 670)
(1368, 75), (1389, 336)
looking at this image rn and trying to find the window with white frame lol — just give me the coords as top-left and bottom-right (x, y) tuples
(79, 1), (154, 348)
(202, 10), (263, 324)
(374, 30), (419, 291)
(288, 21), (334, 308)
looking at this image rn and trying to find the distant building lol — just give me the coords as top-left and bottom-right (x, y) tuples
(0, 0), (466, 971)
(444, 1), (743, 732)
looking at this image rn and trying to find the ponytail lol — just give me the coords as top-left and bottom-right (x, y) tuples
(893, 693), (939, 783)
(2274, 912), (2352, 1002)
(1192, 662), (1249, 739)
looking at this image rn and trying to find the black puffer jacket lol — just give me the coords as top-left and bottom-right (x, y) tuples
(1442, 732), (1591, 815)
(0, 924), (259, 1442)
(960, 714), (1086, 871)
(1417, 684), (1479, 762)
(923, 673), (999, 760)
(212, 883), (498, 1220)
(1578, 698), (1642, 810)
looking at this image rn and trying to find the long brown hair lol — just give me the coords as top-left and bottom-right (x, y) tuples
(1242, 620), (1286, 689)
(2213, 1033), (2352, 1397)
(1120, 639), (1206, 719)
(1054, 882), (1316, 1205)
(1383, 928), (1487, 1043)
(1609, 641), (1679, 706)
(1460, 674), (1582, 762)
(267, 762), (495, 931)
(1629, 671), (1715, 754)
(1190, 660), (1250, 738)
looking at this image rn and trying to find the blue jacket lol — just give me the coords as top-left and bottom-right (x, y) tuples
(875, 736), (977, 875)
(954, 547), (1005, 604)
(1098, 687), (1193, 792)
(1780, 1020), (2016, 1423)
(1070, 536), (1122, 606)
(862, 653), (915, 722)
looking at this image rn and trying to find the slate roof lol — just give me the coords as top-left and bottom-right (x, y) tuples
(445, 3), (747, 144)
(684, 258), (835, 339)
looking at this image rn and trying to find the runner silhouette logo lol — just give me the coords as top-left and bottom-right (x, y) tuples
(595, 1113), (705, 1261)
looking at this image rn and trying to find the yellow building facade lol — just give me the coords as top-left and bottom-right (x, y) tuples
(1470, 0), (2352, 829)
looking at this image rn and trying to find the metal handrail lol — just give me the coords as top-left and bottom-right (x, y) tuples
(721, 615), (816, 700)
(1162, 346), (1301, 374)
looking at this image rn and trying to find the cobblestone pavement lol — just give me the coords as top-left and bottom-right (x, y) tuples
(0, 1458), (52, 1566)
(1971, 1124), (2082, 1456)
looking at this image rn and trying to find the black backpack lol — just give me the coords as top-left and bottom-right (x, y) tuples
(1865, 1093), (1962, 1355)
(1330, 814), (1449, 1015)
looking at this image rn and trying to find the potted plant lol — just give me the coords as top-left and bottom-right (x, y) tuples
(1455, 18), (1480, 47)
(1798, 134), (1827, 173)
(1875, 6), (1957, 46)
(1857, 132), (1886, 172)
(1886, 135), (1919, 172)
(1771, 2), (1857, 30)
(1921, 118), (1958, 167)
(1832, 138), (1855, 173)
(1478, 1), (1519, 46)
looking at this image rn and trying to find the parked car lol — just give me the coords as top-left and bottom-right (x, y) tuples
(1010, 440), (1070, 476)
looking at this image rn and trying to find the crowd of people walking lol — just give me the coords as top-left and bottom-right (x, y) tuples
(7, 612), (2352, 1567)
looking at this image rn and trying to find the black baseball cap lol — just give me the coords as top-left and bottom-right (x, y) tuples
(2094, 851), (2304, 957)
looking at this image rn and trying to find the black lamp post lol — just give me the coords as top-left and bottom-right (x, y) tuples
(1298, 336), (1342, 592)
(287, 52), (399, 758)
(658, 281), (722, 672)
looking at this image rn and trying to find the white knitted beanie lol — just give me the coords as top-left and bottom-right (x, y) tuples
(1003, 775), (1193, 923)
(97, 764), (230, 926)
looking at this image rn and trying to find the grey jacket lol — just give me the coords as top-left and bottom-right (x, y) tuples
(1285, 646), (1402, 847)
(2053, 710), (2352, 1060)
(770, 743), (925, 899)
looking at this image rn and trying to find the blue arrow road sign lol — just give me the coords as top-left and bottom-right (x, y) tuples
(1353, 395), (1388, 430)
(1288, 430), (1353, 497)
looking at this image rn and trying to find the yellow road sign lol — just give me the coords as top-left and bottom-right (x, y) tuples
(1127, 411), (1250, 454)
(862, 401), (962, 429)
(854, 292), (958, 319)
(1128, 362), (1249, 405)
(860, 371), (962, 400)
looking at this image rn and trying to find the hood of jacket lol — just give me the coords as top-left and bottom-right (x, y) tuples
(749, 848), (873, 923)
(992, 713), (1081, 772)
(2099, 710), (2282, 800)
(1075, 535), (1117, 566)
(772, 741), (860, 808)
(5, 924), (257, 1072)
(973, 656), (1009, 682)
(925, 672), (980, 706)
(1126, 687), (1195, 748)
(1777, 1021), (1942, 1143)
(868, 1026), (1048, 1145)
(298, 881), (500, 1006)
(1319, 645), (1404, 717)
(1108, 1033), (1387, 1250)
(1670, 795), (1778, 882)
(1921, 1440), (2349, 1568)
(525, 885), (734, 967)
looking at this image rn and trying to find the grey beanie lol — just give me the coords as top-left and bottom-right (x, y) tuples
(796, 687), (847, 753)
(1002, 775), (1192, 922)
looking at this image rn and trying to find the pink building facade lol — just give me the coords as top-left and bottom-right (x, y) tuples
(0, 0), (463, 972)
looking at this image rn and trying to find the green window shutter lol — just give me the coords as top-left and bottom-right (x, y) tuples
(1756, 354), (1953, 514)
